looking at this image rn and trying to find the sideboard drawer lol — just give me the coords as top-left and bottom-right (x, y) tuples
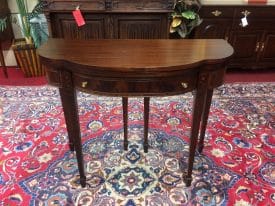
(46, 0), (105, 11)
(199, 6), (234, 18)
(45, 0), (173, 12)
(110, 0), (174, 11)
(234, 7), (275, 19)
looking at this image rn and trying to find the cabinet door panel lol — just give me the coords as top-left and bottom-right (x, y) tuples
(229, 30), (262, 67)
(194, 19), (231, 39)
(50, 13), (107, 39)
(113, 14), (168, 39)
(259, 31), (275, 64)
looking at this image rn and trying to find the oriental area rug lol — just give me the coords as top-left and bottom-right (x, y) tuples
(0, 83), (274, 206)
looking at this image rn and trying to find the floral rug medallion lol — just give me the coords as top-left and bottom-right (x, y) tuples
(20, 126), (240, 205)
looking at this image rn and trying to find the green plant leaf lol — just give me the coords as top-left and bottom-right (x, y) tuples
(181, 11), (196, 20)
(29, 1), (48, 19)
(177, 24), (188, 38)
(171, 17), (182, 28)
(30, 20), (48, 48)
(169, 25), (177, 33)
(15, 0), (48, 48)
(16, 0), (31, 39)
(0, 17), (7, 32)
(170, 0), (202, 38)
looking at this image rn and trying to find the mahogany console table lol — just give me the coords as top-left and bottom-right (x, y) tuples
(38, 38), (233, 187)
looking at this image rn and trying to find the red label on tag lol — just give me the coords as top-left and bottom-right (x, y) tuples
(247, 0), (267, 3)
(72, 9), (85, 27)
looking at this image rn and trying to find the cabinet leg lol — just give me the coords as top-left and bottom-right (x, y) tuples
(122, 97), (128, 151)
(144, 97), (150, 153)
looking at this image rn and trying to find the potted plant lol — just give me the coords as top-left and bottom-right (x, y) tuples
(170, 0), (202, 38)
(12, 0), (48, 77)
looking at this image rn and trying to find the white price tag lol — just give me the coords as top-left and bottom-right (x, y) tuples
(241, 17), (248, 27)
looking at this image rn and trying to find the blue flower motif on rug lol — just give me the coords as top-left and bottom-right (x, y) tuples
(19, 125), (240, 205)
(108, 166), (156, 196)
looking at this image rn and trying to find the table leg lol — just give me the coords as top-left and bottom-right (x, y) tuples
(122, 97), (128, 151)
(184, 76), (208, 187)
(59, 88), (86, 187)
(144, 97), (150, 153)
(59, 88), (76, 152)
(198, 89), (213, 153)
(0, 43), (8, 78)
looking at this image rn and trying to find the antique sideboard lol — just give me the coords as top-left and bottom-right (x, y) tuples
(43, 0), (173, 39)
(43, 1), (275, 70)
(194, 5), (275, 69)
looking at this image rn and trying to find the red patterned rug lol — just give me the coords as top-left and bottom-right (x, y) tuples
(0, 83), (274, 205)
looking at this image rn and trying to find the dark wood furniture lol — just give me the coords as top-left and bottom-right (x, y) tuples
(0, 0), (14, 78)
(0, 0), (13, 45)
(0, 43), (8, 78)
(43, 2), (274, 69)
(38, 38), (233, 187)
(43, 0), (173, 39)
(194, 5), (275, 69)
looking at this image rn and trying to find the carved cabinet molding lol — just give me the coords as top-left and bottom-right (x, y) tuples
(43, 0), (173, 39)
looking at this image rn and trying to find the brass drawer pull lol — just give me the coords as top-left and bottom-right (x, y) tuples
(181, 82), (188, 89)
(260, 43), (265, 52)
(211, 10), (222, 17)
(81, 81), (88, 88)
(255, 42), (260, 52)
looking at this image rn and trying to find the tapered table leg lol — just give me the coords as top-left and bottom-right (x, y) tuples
(59, 88), (76, 152)
(59, 88), (86, 187)
(184, 74), (208, 187)
(198, 89), (213, 153)
(144, 97), (150, 153)
(122, 97), (128, 151)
